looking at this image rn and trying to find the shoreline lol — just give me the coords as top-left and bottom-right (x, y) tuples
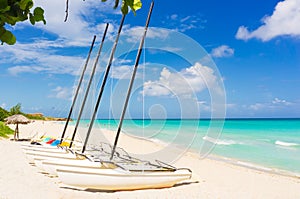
(2, 120), (300, 198)
(207, 154), (300, 180)
(92, 124), (300, 180)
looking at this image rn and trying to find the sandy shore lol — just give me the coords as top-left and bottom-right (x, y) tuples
(1, 120), (300, 199)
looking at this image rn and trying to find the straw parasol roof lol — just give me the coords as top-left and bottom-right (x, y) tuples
(5, 114), (31, 124)
(4, 114), (31, 140)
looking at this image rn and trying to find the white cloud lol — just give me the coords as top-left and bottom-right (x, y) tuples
(0, 0), (144, 83)
(165, 14), (206, 32)
(272, 97), (292, 105)
(249, 103), (265, 111)
(31, 0), (89, 42)
(111, 65), (133, 79)
(236, 0), (300, 41)
(226, 103), (237, 109)
(211, 45), (234, 58)
(2, 20), (173, 79)
(142, 80), (171, 96)
(248, 98), (292, 111)
(8, 66), (39, 76)
(123, 27), (170, 43)
(170, 14), (178, 20)
(180, 16), (191, 23)
(1, 2), (176, 79)
(0, 103), (7, 109)
(113, 58), (133, 65)
(8, 56), (84, 76)
(49, 86), (72, 100)
(2, 41), (87, 76)
(141, 62), (218, 97)
(31, 0), (121, 44)
(197, 101), (211, 112)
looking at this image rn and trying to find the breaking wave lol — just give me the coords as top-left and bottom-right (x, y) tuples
(203, 136), (238, 146)
(275, 140), (299, 147)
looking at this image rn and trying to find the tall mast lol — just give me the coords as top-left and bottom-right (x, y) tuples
(110, 2), (154, 160)
(60, 35), (96, 144)
(69, 23), (109, 148)
(81, 15), (126, 153)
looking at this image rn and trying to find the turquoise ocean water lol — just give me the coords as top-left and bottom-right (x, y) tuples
(73, 118), (300, 176)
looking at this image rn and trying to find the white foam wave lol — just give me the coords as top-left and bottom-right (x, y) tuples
(203, 136), (237, 146)
(236, 161), (273, 171)
(148, 138), (168, 147)
(275, 140), (299, 147)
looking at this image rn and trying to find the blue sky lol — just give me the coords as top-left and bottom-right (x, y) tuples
(0, 0), (299, 119)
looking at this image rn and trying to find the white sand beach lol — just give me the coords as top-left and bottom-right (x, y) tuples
(1, 120), (300, 199)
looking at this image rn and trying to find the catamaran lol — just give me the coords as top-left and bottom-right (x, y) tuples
(21, 1), (192, 191)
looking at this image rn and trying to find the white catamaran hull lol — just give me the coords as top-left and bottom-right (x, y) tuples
(57, 167), (192, 190)
(24, 150), (77, 164)
(41, 159), (101, 176)
(21, 142), (58, 150)
(22, 146), (67, 154)
(21, 142), (82, 150)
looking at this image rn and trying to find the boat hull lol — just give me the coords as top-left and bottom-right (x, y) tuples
(57, 167), (192, 190)
(22, 146), (66, 154)
(41, 159), (101, 176)
(21, 142), (58, 150)
(24, 150), (76, 164)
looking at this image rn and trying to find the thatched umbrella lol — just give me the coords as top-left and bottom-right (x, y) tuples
(4, 114), (31, 140)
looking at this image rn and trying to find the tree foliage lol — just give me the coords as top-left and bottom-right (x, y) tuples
(0, 0), (46, 45)
(9, 103), (23, 115)
(110, 0), (142, 15)
(0, 103), (46, 122)
(0, 103), (23, 121)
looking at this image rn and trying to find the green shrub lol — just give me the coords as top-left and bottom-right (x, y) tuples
(0, 107), (10, 122)
(25, 114), (45, 120)
(0, 121), (14, 138)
